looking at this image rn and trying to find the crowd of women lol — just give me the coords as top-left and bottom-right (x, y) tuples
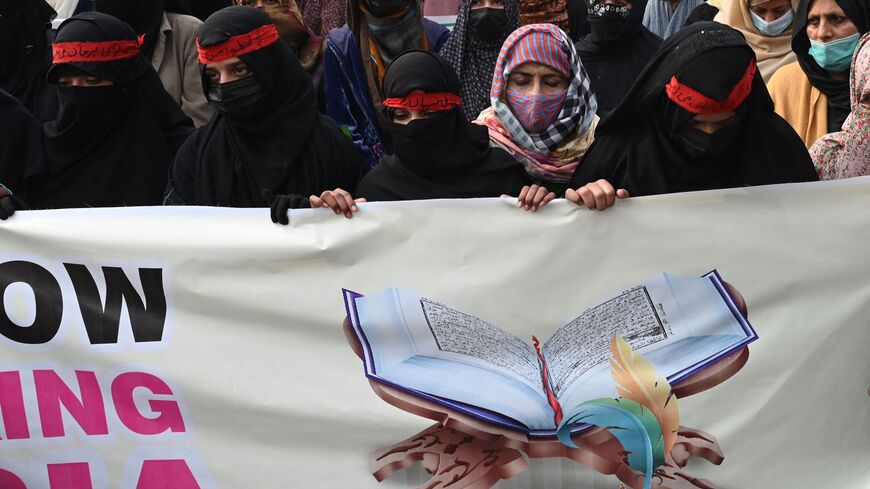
(1, 0), (867, 222)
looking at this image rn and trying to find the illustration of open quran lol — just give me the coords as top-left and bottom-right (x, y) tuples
(342, 271), (757, 436)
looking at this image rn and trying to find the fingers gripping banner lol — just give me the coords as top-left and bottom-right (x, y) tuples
(0, 180), (868, 488)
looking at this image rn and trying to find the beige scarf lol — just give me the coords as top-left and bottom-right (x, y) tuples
(714, 0), (798, 82)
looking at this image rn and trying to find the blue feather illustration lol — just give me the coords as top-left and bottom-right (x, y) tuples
(557, 397), (665, 489)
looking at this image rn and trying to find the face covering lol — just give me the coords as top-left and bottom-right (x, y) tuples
(365, 0), (413, 17)
(505, 89), (567, 134)
(587, 2), (631, 43)
(207, 75), (269, 119)
(467, 7), (508, 43)
(389, 112), (457, 178)
(54, 85), (129, 135)
(672, 123), (742, 159)
(749, 9), (793, 37)
(809, 32), (861, 73)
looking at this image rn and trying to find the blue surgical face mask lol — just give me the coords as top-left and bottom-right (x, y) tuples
(809, 32), (861, 73)
(749, 9), (794, 37)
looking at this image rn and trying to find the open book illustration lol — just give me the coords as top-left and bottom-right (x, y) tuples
(342, 270), (757, 437)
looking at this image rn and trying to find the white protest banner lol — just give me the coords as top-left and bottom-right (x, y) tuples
(0, 178), (868, 488)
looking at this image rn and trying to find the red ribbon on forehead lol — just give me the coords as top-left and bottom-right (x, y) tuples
(383, 92), (462, 111)
(196, 24), (280, 64)
(52, 36), (143, 64)
(665, 59), (757, 114)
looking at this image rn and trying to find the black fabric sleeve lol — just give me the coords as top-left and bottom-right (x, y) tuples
(163, 130), (200, 205)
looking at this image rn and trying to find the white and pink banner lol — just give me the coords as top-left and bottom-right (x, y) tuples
(0, 179), (869, 488)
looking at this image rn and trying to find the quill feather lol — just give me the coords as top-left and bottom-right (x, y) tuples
(557, 397), (664, 489)
(610, 335), (680, 455)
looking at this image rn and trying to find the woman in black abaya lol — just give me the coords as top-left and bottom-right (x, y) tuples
(166, 6), (364, 208)
(570, 22), (818, 196)
(273, 50), (531, 220)
(27, 12), (194, 209)
(0, 0), (58, 121)
(575, 0), (662, 115)
(354, 50), (530, 201)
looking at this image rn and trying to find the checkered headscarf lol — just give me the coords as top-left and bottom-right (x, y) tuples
(490, 23), (597, 153)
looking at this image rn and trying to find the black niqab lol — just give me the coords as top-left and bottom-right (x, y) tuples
(355, 50), (529, 201)
(31, 12), (194, 209)
(575, 0), (662, 114)
(0, 0), (57, 120)
(792, 0), (870, 132)
(571, 22), (818, 196)
(166, 6), (363, 207)
(94, 0), (165, 59)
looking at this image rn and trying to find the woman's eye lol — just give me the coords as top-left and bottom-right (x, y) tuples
(234, 66), (250, 76)
(58, 80), (70, 87)
(206, 71), (219, 81)
(85, 78), (102, 85)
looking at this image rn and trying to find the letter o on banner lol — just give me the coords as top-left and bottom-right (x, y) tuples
(0, 261), (63, 344)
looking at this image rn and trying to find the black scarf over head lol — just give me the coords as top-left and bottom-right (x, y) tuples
(438, 0), (520, 120)
(94, 0), (165, 59)
(571, 22), (818, 196)
(0, 0), (57, 119)
(575, 0), (662, 114)
(793, 0), (870, 132)
(33, 12), (194, 209)
(167, 6), (363, 207)
(355, 50), (529, 201)
(567, 0), (591, 42)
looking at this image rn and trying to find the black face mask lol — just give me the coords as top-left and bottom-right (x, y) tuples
(365, 0), (412, 17)
(673, 123), (742, 159)
(389, 112), (457, 178)
(588, 9), (628, 45)
(207, 75), (269, 121)
(57, 85), (125, 120)
(468, 8), (508, 43)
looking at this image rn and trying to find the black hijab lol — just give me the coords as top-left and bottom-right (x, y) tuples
(567, 0), (591, 42)
(0, 89), (44, 195)
(793, 0), (870, 132)
(0, 0), (57, 120)
(355, 50), (530, 201)
(31, 12), (194, 209)
(575, 0), (662, 114)
(166, 6), (363, 207)
(94, 0), (165, 59)
(571, 22), (818, 196)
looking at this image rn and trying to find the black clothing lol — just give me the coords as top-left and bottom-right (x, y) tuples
(355, 50), (529, 201)
(575, 0), (662, 114)
(30, 12), (194, 209)
(792, 0), (870, 132)
(0, 89), (44, 195)
(684, 2), (718, 25)
(0, 0), (58, 121)
(571, 22), (818, 196)
(166, 6), (364, 207)
(567, 0), (591, 41)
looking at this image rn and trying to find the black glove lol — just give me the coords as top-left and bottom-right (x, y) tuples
(0, 186), (27, 221)
(263, 190), (310, 225)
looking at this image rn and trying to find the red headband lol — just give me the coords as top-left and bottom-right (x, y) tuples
(665, 59), (757, 114)
(383, 92), (462, 111)
(52, 36), (143, 64)
(197, 24), (280, 64)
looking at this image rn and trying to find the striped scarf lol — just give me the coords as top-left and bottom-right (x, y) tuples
(489, 23), (597, 154)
